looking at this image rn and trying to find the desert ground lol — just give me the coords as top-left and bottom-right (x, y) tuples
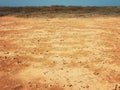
(0, 16), (120, 90)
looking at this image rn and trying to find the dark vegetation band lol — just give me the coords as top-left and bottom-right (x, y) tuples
(0, 6), (120, 18)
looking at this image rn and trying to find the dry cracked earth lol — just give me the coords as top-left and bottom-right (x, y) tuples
(0, 16), (120, 90)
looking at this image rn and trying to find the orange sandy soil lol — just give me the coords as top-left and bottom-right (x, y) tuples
(0, 16), (120, 90)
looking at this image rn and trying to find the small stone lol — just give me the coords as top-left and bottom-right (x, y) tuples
(17, 61), (22, 64)
(86, 85), (89, 88)
(4, 56), (7, 59)
(93, 72), (99, 75)
(13, 84), (23, 90)
(68, 84), (73, 87)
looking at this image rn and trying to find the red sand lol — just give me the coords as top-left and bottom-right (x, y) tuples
(0, 16), (120, 90)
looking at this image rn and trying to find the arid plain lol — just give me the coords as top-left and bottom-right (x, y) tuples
(0, 16), (120, 90)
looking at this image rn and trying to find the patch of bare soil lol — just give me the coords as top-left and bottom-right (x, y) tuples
(0, 16), (120, 90)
